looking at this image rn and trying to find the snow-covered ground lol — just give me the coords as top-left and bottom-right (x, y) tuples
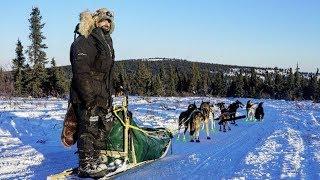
(0, 97), (319, 179)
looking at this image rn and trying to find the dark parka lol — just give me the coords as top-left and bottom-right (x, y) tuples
(69, 27), (115, 168)
(70, 27), (115, 110)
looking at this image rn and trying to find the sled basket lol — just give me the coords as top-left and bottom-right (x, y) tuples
(104, 98), (172, 164)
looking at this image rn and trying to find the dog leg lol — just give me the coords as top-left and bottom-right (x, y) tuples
(205, 122), (211, 139)
(183, 134), (186, 142)
(211, 119), (214, 131)
(176, 126), (181, 141)
(190, 134), (194, 142)
(183, 126), (188, 142)
(195, 131), (200, 142)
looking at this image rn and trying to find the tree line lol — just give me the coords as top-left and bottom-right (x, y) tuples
(112, 60), (320, 102)
(5, 7), (69, 98)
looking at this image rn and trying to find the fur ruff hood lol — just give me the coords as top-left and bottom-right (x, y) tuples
(78, 8), (115, 37)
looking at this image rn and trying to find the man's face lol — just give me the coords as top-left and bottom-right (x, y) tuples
(97, 19), (111, 32)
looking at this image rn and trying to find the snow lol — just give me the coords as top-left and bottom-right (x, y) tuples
(0, 97), (320, 179)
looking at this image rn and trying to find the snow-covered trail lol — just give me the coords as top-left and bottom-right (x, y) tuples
(117, 99), (320, 179)
(0, 99), (77, 179)
(0, 97), (319, 179)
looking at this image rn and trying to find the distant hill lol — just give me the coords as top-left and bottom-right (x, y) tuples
(59, 57), (317, 79)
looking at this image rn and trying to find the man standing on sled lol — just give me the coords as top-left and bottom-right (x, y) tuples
(69, 8), (115, 178)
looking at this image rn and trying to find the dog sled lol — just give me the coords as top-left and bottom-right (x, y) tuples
(49, 96), (172, 179)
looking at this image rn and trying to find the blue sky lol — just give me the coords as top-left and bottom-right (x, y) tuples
(0, 0), (319, 72)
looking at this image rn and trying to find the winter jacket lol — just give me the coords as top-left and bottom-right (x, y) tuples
(69, 27), (115, 110)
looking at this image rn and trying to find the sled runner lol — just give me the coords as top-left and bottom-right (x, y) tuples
(49, 96), (172, 179)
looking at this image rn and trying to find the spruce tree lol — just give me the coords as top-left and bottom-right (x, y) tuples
(286, 68), (295, 100)
(152, 74), (165, 96)
(274, 68), (285, 99)
(113, 62), (122, 94)
(167, 65), (178, 96)
(47, 58), (69, 97)
(304, 68), (318, 100)
(189, 63), (201, 94)
(26, 7), (48, 97)
(12, 39), (27, 96)
(24, 63), (33, 96)
(0, 68), (4, 95)
(234, 71), (245, 97)
(263, 71), (275, 98)
(227, 77), (236, 97)
(159, 64), (168, 93)
(114, 62), (130, 95)
(248, 68), (257, 97)
(135, 61), (152, 96)
(159, 64), (167, 81)
(121, 65), (130, 94)
(0, 68), (14, 96)
(211, 71), (226, 97)
(242, 74), (250, 97)
(293, 63), (303, 100)
(178, 71), (189, 93)
(315, 78), (320, 103)
(46, 58), (57, 96)
(200, 68), (210, 95)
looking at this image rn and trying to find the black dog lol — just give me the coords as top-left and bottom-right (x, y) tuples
(216, 102), (231, 132)
(227, 100), (244, 125)
(178, 103), (198, 140)
(255, 102), (264, 121)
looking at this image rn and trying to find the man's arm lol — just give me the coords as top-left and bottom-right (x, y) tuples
(71, 39), (96, 109)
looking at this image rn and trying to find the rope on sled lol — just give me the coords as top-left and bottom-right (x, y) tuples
(113, 108), (149, 134)
(112, 107), (171, 139)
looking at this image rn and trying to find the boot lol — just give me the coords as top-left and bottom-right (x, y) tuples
(98, 153), (109, 164)
(78, 157), (108, 178)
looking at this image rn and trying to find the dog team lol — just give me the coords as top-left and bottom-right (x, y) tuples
(177, 99), (265, 142)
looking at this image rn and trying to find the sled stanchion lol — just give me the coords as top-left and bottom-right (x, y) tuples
(131, 137), (137, 164)
(123, 96), (129, 162)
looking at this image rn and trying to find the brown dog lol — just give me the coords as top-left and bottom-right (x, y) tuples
(200, 102), (213, 139)
(189, 111), (205, 142)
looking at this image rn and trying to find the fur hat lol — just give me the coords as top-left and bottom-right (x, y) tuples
(78, 8), (115, 37)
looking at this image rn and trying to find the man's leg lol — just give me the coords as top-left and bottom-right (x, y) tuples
(75, 104), (107, 178)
